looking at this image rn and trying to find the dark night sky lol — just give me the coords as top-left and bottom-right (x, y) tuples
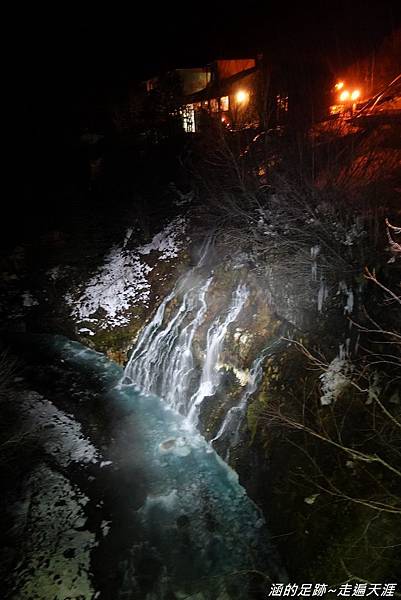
(6, 1), (400, 247)
(18, 1), (401, 92)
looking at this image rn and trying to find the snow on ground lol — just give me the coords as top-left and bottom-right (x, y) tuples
(13, 465), (97, 600)
(138, 216), (187, 259)
(78, 327), (96, 336)
(8, 391), (102, 598)
(66, 216), (187, 329)
(18, 391), (99, 467)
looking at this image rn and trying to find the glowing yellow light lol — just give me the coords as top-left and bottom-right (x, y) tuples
(335, 81), (344, 90)
(351, 89), (361, 101)
(339, 90), (350, 102)
(235, 89), (249, 104)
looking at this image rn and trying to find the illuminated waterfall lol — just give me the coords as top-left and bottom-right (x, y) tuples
(124, 240), (249, 427)
(211, 339), (284, 453)
(125, 275), (213, 414)
(186, 283), (249, 426)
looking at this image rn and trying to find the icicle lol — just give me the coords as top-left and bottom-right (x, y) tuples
(344, 287), (354, 314)
(338, 281), (354, 314)
(317, 279), (328, 312)
(310, 245), (320, 282)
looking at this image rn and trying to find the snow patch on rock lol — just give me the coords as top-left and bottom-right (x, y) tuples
(320, 357), (352, 406)
(78, 327), (96, 336)
(138, 216), (187, 259)
(13, 465), (97, 599)
(66, 217), (187, 329)
(18, 391), (99, 467)
(66, 246), (153, 328)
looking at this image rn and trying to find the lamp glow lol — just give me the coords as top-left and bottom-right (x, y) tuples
(235, 89), (249, 104)
(339, 90), (350, 102)
(351, 89), (361, 101)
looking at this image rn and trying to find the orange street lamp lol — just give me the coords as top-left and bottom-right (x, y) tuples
(339, 90), (350, 102)
(351, 89), (361, 101)
(335, 81), (344, 91)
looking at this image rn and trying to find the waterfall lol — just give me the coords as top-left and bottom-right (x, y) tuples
(124, 240), (249, 426)
(124, 275), (212, 409)
(211, 339), (284, 453)
(186, 284), (249, 426)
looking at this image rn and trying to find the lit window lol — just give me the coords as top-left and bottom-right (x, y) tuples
(182, 104), (195, 133)
(210, 98), (219, 112)
(220, 96), (229, 111)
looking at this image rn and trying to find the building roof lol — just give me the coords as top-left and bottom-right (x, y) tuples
(187, 66), (257, 102)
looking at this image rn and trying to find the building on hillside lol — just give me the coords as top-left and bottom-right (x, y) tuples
(182, 58), (260, 132)
(144, 58), (289, 133)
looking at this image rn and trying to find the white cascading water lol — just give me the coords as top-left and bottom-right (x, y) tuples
(186, 283), (249, 425)
(125, 274), (213, 412)
(124, 239), (249, 427)
(211, 339), (283, 454)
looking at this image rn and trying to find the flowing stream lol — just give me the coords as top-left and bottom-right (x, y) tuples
(57, 336), (285, 598)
